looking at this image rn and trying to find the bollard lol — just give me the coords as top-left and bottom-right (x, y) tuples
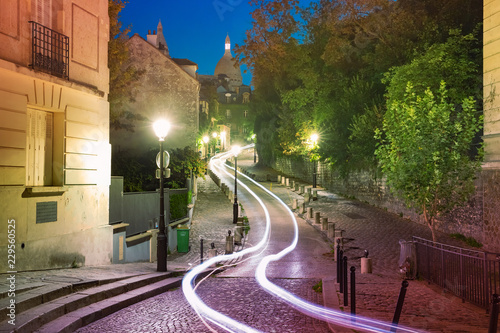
(291, 180), (295, 189)
(343, 256), (348, 306)
(299, 185), (305, 194)
(361, 250), (372, 274)
(281, 176), (286, 185)
(307, 207), (313, 219)
(307, 187), (312, 195)
(295, 183), (300, 192)
(489, 294), (499, 333)
(234, 222), (243, 245)
(292, 198), (298, 210)
(200, 238), (204, 264)
(304, 193), (311, 204)
(312, 189), (318, 201)
(299, 202), (306, 214)
(351, 266), (356, 317)
(335, 236), (343, 250)
(208, 243), (217, 267)
(391, 280), (409, 332)
(277, 175), (282, 183)
(338, 248), (344, 290)
(225, 230), (234, 254)
(321, 217), (328, 231)
(314, 211), (321, 224)
(286, 178), (290, 187)
(328, 222), (335, 239)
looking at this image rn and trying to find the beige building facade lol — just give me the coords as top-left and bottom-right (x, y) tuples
(483, 0), (500, 251)
(0, 0), (112, 271)
(110, 23), (200, 155)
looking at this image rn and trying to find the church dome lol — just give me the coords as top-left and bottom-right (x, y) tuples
(214, 35), (242, 89)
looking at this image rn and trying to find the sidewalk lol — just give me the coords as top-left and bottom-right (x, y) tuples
(236, 149), (491, 332)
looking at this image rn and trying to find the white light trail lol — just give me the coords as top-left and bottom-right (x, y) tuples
(183, 144), (422, 333)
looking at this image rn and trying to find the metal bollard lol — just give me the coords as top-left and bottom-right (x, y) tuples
(338, 249), (344, 291)
(200, 238), (204, 264)
(489, 294), (499, 333)
(343, 256), (348, 306)
(350, 266), (356, 317)
(391, 280), (409, 332)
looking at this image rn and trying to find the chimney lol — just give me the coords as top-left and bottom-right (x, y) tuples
(153, 30), (156, 35)
(148, 30), (151, 34)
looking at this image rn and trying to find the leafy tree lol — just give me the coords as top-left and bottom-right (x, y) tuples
(375, 83), (483, 242)
(108, 0), (144, 131)
(112, 147), (206, 192)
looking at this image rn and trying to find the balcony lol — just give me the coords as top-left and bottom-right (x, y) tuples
(29, 21), (69, 80)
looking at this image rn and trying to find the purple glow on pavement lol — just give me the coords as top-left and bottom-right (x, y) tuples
(183, 145), (422, 333)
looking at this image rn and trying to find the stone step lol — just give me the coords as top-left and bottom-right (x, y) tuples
(0, 272), (174, 333)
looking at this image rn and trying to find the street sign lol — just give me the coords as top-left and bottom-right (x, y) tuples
(156, 168), (171, 179)
(156, 150), (170, 169)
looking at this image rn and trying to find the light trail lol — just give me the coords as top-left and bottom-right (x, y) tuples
(183, 144), (422, 333)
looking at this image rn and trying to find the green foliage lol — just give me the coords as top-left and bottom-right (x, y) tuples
(375, 82), (483, 241)
(312, 280), (323, 293)
(112, 146), (206, 192)
(108, 0), (144, 131)
(170, 192), (188, 220)
(449, 233), (483, 248)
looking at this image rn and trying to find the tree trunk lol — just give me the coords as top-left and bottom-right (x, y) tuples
(423, 206), (437, 243)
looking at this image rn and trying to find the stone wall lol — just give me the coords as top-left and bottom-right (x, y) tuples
(272, 156), (485, 248)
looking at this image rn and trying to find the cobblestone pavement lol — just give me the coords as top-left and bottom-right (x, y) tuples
(238, 152), (491, 332)
(76, 277), (330, 333)
(77, 150), (492, 332)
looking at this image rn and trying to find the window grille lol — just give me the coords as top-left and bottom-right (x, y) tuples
(30, 21), (69, 79)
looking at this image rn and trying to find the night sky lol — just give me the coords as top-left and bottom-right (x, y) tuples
(119, 1), (254, 86)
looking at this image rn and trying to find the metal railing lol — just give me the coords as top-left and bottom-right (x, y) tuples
(413, 236), (500, 309)
(29, 21), (69, 79)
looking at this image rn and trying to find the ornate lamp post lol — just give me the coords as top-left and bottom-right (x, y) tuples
(153, 119), (170, 272)
(232, 145), (241, 224)
(310, 133), (319, 189)
(212, 131), (218, 155)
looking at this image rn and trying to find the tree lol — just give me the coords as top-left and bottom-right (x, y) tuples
(108, 0), (144, 131)
(375, 82), (483, 242)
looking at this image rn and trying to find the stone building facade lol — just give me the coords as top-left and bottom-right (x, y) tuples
(483, 0), (500, 252)
(0, 0), (112, 270)
(110, 22), (200, 155)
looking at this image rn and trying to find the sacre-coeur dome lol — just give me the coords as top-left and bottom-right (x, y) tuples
(214, 34), (242, 87)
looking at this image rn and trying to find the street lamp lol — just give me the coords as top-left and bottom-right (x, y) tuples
(153, 119), (170, 272)
(203, 135), (209, 158)
(232, 145), (241, 224)
(251, 134), (257, 163)
(212, 131), (218, 155)
(221, 131), (226, 151)
(310, 133), (319, 189)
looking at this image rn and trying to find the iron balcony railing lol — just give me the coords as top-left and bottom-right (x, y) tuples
(29, 21), (69, 79)
(413, 236), (500, 309)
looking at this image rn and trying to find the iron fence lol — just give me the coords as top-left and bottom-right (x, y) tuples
(413, 236), (500, 309)
(29, 21), (69, 79)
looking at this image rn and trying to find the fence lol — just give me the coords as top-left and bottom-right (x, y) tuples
(413, 236), (500, 309)
(110, 177), (190, 236)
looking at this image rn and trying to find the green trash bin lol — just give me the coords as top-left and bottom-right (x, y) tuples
(177, 227), (190, 253)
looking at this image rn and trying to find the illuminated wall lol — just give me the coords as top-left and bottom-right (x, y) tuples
(0, 0), (112, 271)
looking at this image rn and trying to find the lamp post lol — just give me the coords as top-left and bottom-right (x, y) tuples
(203, 135), (209, 159)
(232, 145), (241, 224)
(310, 133), (319, 189)
(212, 131), (218, 155)
(251, 134), (256, 163)
(221, 131), (226, 151)
(153, 119), (170, 272)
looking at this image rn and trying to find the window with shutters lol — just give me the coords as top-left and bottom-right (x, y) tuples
(33, 0), (52, 28)
(26, 109), (63, 186)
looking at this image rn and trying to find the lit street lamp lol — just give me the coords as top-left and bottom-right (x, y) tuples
(232, 145), (241, 224)
(153, 119), (170, 272)
(310, 133), (319, 189)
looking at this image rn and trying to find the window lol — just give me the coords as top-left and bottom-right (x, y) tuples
(33, 0), (52, 28)
(26, 109), (63, 186)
